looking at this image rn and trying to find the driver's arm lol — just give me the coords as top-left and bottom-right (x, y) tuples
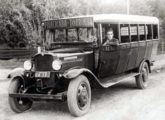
(109, 39), (119, 45)
(103, 39), (119, 46)
(103, 40), (108, 46)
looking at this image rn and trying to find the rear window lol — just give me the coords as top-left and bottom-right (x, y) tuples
(153, 24), (158, 39)
(146, 24), (152, 40)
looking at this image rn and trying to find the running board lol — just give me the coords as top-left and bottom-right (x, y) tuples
(100, 73), (140, 88)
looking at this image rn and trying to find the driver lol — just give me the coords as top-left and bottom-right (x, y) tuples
(103, 28), (119, 46)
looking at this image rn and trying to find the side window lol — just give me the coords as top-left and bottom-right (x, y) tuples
(120, 24), (130, 43)
(102, 24), (119, 44)
(87, 27), (97, 42)
(94, 23), (99, 39)
(55, 29), (66, 42)
(68, 29), (78, 41)
(139, 24), (146, 41)
(130, 24), (138, 42)
(146, 24), (152, 40)
(153, 24), (158, 39)
(46, 29), (54, 44)
(79, 28), (87, 41)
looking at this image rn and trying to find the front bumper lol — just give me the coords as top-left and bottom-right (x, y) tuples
(9, 92), (67, 101)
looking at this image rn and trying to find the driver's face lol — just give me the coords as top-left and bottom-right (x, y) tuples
(107, 31), (114, 40)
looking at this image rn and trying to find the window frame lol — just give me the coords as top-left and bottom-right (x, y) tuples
(138, 24), (147, 41)
(146, 24), (153, 41)
(120, 24), (131, 44)
(45, 27), (99, 43)
(100, 23), (120, 45)
(152, 24), (159, 40)
(130, 24), (139, 43)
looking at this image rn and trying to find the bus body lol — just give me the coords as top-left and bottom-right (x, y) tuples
(8, 14), (159, 116)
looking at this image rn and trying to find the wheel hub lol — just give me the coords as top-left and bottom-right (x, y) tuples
(142, 68), (148, 82)
(77, 84), (89, 108)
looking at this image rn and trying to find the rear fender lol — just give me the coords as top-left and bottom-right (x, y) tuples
(63, 68), (103, 88)
(138, 60), (151, 73)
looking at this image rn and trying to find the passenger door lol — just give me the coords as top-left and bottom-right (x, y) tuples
(136, 24), (147, 67)
(98, 24), (120, 78)
(127, 24), (139, 70)
(99, 45), (120, 78)
(115, 24), (131, 74)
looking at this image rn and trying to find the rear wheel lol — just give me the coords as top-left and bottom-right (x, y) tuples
(8, 78), (33, 113)
(136, 62), (149, 89)
(67, 75), (91, 117)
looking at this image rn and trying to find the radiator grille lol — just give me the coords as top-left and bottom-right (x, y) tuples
(34, 54), (53, 71)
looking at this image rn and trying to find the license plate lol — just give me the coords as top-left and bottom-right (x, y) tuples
(35, 72), (50, 78)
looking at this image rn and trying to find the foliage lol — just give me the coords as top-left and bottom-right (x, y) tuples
(0, 0), (44, 48)
(130, 0), (153, 15)
(0, 0), (165, 49)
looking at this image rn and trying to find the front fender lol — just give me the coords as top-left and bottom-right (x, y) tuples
(63, 68), (87, 79)
(8, 68), (35, 89)
(63, 68), (104, 88)
(7, 67), (24, 79)
(8, 68), (25, 88)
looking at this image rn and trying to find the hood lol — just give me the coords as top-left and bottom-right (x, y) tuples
(34, 47), (93, 58)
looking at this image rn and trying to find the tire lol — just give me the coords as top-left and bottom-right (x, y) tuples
(136, 62), (149, 89)
(67, 75), (91, 117)
(8, 78), (33, 113)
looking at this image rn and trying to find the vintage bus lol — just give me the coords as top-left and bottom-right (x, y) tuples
(8, 14), (159, 116)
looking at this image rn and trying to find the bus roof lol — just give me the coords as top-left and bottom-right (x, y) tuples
(92, 14), (159, 24)
(65, 14), (159, 24)
(43, 14), (159, 29)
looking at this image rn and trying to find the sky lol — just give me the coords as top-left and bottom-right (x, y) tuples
(98, 0), (126, 4)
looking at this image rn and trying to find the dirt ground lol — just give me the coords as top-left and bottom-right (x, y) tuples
(0, 70), (165, 120)
(1, 56), (165, 120)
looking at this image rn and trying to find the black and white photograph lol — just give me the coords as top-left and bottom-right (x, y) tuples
(0, 0), (165, 120)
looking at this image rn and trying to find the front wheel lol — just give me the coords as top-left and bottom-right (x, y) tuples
(8, 78), (33, 113)
(136, 62), (149, 89)
(67, 75), (91, 117)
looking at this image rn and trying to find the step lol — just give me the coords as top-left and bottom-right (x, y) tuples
(100, 73), (140, 88)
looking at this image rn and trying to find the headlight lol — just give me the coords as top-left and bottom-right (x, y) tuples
(52, 60), (62, 70)
(24, 60), (32, 70)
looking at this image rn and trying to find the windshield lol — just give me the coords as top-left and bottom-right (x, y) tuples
(45, 28), (97, 44)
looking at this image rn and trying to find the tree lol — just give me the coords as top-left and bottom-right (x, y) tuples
(149, 0), (165, 54)
(130, 0), (153, 15)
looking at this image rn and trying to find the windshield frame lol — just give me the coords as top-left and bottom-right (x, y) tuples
(43, 27), (98, 49)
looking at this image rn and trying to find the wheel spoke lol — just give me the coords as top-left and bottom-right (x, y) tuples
(136, 62), (149, 89)
(77, 83), (89, 109)
(9, 79), (32, 113)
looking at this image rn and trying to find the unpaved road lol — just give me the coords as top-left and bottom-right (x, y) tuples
(0, 70), (165, 120)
